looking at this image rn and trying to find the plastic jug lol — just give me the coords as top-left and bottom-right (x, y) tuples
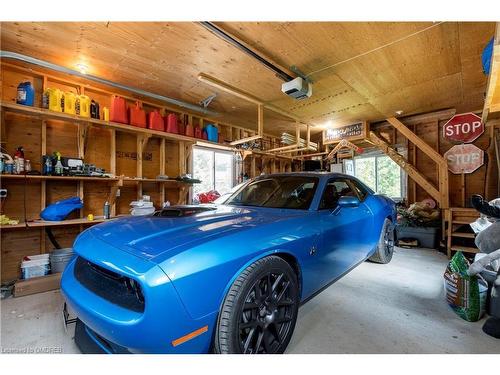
(129, 101), (146, 128)
(110, 95), (128, 124)
(76, 95), (91, 118)
(102, 107), (110, 121)
(148, 110), (164, 131)
(194, 126), (203, 139)
(43, 88), (63, 112)
(90, 100), (100, 119)
(205, 124), (218, 142)
(16, 82), (35, 106)
(202, 129), (208, 140)
(185, 123), (194, 137)
(165, 113), (179, 134)
(62, 92), (76, 115)
(178, 121), (185, 135)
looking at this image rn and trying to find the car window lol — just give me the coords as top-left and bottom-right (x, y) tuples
(348, 179), (368, 201)
(226, 176), (318, 210)
(319, 179), (357, 210)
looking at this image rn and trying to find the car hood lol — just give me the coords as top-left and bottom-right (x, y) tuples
(84, 205), (301, 263)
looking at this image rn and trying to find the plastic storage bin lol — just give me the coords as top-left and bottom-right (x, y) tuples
(129, 101), (146, 128)
(49, 248), (75, 273)
(396, 225), (440, 249)
(21, 254), (50, 279)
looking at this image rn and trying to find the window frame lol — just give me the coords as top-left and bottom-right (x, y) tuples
(350, 152), (406, 200)
(318, 177), (364, 211)
(191, 145), (235, 197)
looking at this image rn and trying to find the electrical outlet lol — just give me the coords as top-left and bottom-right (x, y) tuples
(116, 189), (120, 197)
(0, 189), (7, 198)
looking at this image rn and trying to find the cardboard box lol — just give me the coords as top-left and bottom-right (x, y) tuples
(14, 273), (62, 297)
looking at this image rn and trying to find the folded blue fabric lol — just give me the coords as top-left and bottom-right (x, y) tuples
(40, 196), (83, 221)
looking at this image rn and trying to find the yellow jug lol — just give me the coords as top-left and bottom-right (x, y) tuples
(43, 88), (63, 112)
(76, 95), (91, 118)
(102, 107), (110, 121)
(63, 92), (76, 115)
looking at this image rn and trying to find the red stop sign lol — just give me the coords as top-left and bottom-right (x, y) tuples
(443, 113), (484, 143)
(444, 144), (484, 174)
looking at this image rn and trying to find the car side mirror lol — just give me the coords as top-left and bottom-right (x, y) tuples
(337, 196), (360, 208)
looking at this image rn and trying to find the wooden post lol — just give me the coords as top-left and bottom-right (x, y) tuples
(160, 138), (166, 205)
(387, 117), (449, 208)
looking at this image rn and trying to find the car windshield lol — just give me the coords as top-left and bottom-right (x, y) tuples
(225, 176), (319, 210)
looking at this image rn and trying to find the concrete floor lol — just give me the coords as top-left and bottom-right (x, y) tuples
(1, 247), (499, 354)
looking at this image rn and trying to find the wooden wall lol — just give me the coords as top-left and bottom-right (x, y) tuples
(0, 63), (289, 283)
(372, 110), (499, 207)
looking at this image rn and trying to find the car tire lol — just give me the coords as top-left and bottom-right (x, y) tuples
(214, 256), (299, 354)
(368, 218), (394, 264)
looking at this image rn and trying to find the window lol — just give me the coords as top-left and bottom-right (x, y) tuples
(348, 154), (405, 200)
(226, 176), (318, 210)
(349, 179), (369, 201)
(192, 147), (234, 197)
(319, 179), (356, 210)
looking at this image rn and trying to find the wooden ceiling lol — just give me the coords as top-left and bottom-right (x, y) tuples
(0, 22), (495, 135)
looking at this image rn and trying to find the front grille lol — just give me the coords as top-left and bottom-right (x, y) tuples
(74, 256), (145, 313)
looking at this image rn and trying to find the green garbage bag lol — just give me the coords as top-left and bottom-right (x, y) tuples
(443, 251), (487, 322)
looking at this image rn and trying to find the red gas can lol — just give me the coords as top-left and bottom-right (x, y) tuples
(178, 121), (185, 136)
(110, 96), (128, 124)
(129, 101), (146, 128)
(148, 110), (165, 131)
(185, 123), (194, 137)
(194, 126), (203, 139)
(165, 113), (179, 134)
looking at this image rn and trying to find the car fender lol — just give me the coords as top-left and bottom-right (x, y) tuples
(215, 248), (303, 315)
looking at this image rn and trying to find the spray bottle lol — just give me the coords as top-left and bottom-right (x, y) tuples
(54, 151), (63, 176)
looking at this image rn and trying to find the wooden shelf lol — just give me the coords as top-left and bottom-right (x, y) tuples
(0, 174), (119, 182)
(450, 246), (479, 254)
(451, 232), (475, 239)
(0, 215), (125, 230)
(122, 177), (191, 185)
(452, 220), (475, 225)
(0, 101), (222, 146)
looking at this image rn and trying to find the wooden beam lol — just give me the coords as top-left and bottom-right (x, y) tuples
(386, 117), (447, 167)
(197, 73), (306, 123)
(257, 104), (264, 137)
(482, 22), (500, 123)
(230, 134), (262, 146)
(198, 73), (262, 105)
(370, 132), (441, 204)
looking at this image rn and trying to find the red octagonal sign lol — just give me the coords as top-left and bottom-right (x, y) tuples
(444, 144), (484, 174)
(443, 113), (484, 143)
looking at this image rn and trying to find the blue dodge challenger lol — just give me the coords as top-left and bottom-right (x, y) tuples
(61, 172), (396, 354)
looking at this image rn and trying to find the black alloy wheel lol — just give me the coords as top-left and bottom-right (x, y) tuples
(214, 256), (299, 354)
(238, 271), (295, 353)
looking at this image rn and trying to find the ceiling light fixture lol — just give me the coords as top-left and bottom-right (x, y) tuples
(395, 110), (404, 116)
(76, 63), (88, 75)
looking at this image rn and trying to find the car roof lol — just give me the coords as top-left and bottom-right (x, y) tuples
(252, 171), (375, 194)
(254, 171), (351, 180)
